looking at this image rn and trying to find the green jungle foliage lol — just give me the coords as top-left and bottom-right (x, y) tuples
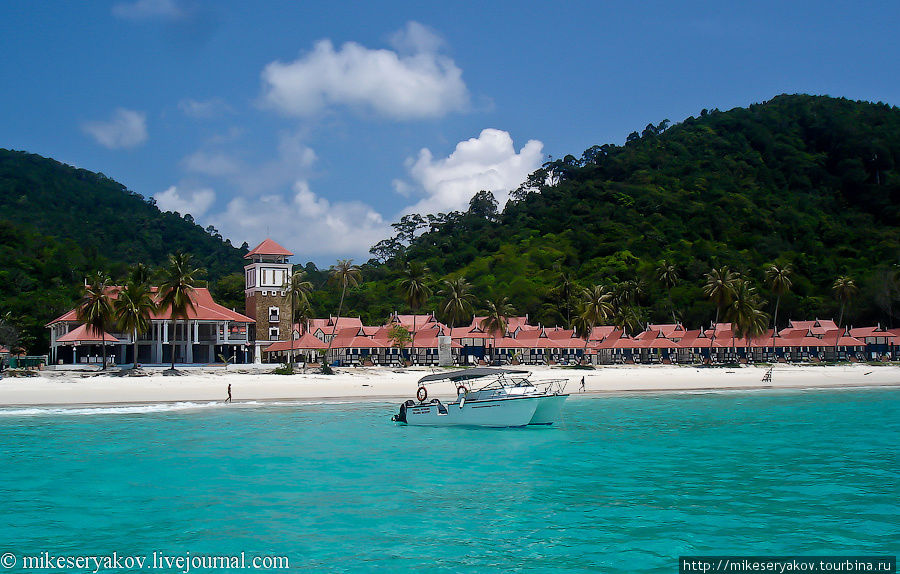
(0, 149), (247, 351)
(3, 94), (900, 352)
(329, 95), (900, 331)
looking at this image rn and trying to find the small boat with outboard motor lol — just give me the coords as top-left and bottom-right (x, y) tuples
(391, 368), (569, 427)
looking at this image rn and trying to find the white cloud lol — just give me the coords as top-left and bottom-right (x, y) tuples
(178, 98), (233, 119)
(389, 21), (444, 55)
(112, 0), (184, 21)
(154, 185), (216, 217)
(259, 22), (468, 119)
(182, 150), (241, 177)
(82, 108), (148, 149)
(208, 181), (390, 260)
(397, 128), (544, 215)
(182, 132), (317, 195)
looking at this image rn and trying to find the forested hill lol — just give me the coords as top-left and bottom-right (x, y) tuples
(0, 149), (247, 350)
(355, 95), (900, 329)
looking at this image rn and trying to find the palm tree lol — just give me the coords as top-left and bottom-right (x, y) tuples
(325, 259), (361, 366)
(158, 252), (201, 370)
(703, 266), (739, 361)
(765, 263), (792, 334)
(76, 271), (114, 370)
(619, 278), (645, 307)
(114, 280), (157, 369)
(439, 276), (475, 328)
(833, 276), (858, 327)
(480, 297), (514, 364)
(128, 262), (153, 286)
(399, 261), (432, 364)
(614, 305), (644, 337)
(283, 269), (313, 370)
(577, 285), (614, 362)
(551, 270), (576, 328)
(295, 298), (313, 336)
(656, 260), (679, 323)
(727, 279), (770, 361)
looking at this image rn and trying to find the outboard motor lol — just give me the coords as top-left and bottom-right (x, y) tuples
(392, 399), (415, 423)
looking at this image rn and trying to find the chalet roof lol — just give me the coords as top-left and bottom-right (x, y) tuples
(848, 326), (886, 338)
(263, 333), (328, 353)
(330, 334), (390, 349)
(56, 324), (119, 344)
(648, 323), (685, 337)
(244, 238), (293, 258)
(788, 319), (838, 335)
(309, 317), (364, 332)
(450, 326), (491, 339)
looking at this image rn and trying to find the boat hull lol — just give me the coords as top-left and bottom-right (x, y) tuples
(529, 394), (569, 425)
(401, 396), (540, 427)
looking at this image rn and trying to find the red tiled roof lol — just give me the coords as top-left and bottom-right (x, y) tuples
(244, 238), (293, 258)
(648, 323), (685, 337)
(47, 287), (254, 326)
(264, 333), (328, 353)
(56, 324), (119, 344)
(310, 317), (363, 332)
(330, 334), (390, 349)
(450, 326), (490, 339)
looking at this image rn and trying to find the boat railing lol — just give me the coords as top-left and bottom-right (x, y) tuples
(531, 378), (569, 394)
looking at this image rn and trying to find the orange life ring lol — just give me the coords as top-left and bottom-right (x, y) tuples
(457, 385), (468, 395)
(417, 387), (428, 402)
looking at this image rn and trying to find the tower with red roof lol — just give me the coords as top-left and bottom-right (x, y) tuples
(244, 238), (294, 349)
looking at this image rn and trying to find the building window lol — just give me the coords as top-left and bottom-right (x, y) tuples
(269, 307), (280, 323)
(269, 327), (279, 340)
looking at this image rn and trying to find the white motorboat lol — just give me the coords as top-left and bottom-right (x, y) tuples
(391, 368), (569, 427)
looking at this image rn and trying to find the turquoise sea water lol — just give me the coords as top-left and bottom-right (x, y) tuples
(0, 388), (897, 573)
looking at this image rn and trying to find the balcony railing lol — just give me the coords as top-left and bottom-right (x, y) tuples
(269, 314), (280, 322)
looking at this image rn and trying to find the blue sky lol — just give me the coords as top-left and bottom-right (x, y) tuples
(2, 1), (898, 264)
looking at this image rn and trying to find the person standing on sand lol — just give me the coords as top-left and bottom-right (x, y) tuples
(580, 377), (585, 392)
(226, 383), (232, 404)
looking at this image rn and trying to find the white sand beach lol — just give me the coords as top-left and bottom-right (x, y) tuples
(0, 364), (898, 407)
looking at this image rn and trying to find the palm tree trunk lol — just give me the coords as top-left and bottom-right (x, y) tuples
(709, 308), (720, 364)
(290, 297), (295, 371)
(325, 284), (347, 366)
(170, 319), (176, 370)
(773, 295), (781, 332)
(412, 314), (417, 365)
(582, 324), (593, 365)
(133, 329), (138, 369)
(668, 289), (676, 324)
(101, 339), (108, 370)
(838, 301), (845, 328)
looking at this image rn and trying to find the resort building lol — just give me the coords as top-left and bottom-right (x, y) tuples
(49, 235), (898, 368)
(259, 311), (898, 367)
(46, 287), (255, 366)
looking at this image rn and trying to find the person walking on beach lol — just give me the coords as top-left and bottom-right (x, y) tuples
(580, 377), (586, 392)
(225, 383), (232, 404)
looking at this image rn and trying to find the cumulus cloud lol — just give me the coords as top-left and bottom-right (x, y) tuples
(182, 150), (241, 177)
(389, 21), (445, 54)
(178, 98), (233, 119)
(183, 132), (317, 196)
(154, 185), (216, 217)
(396, 128), (544, 216)
(112, 0), (185, 21)
(208, 181), (390, 259)
(259, 22), (468, 119)
(82, 108), (148, 149)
